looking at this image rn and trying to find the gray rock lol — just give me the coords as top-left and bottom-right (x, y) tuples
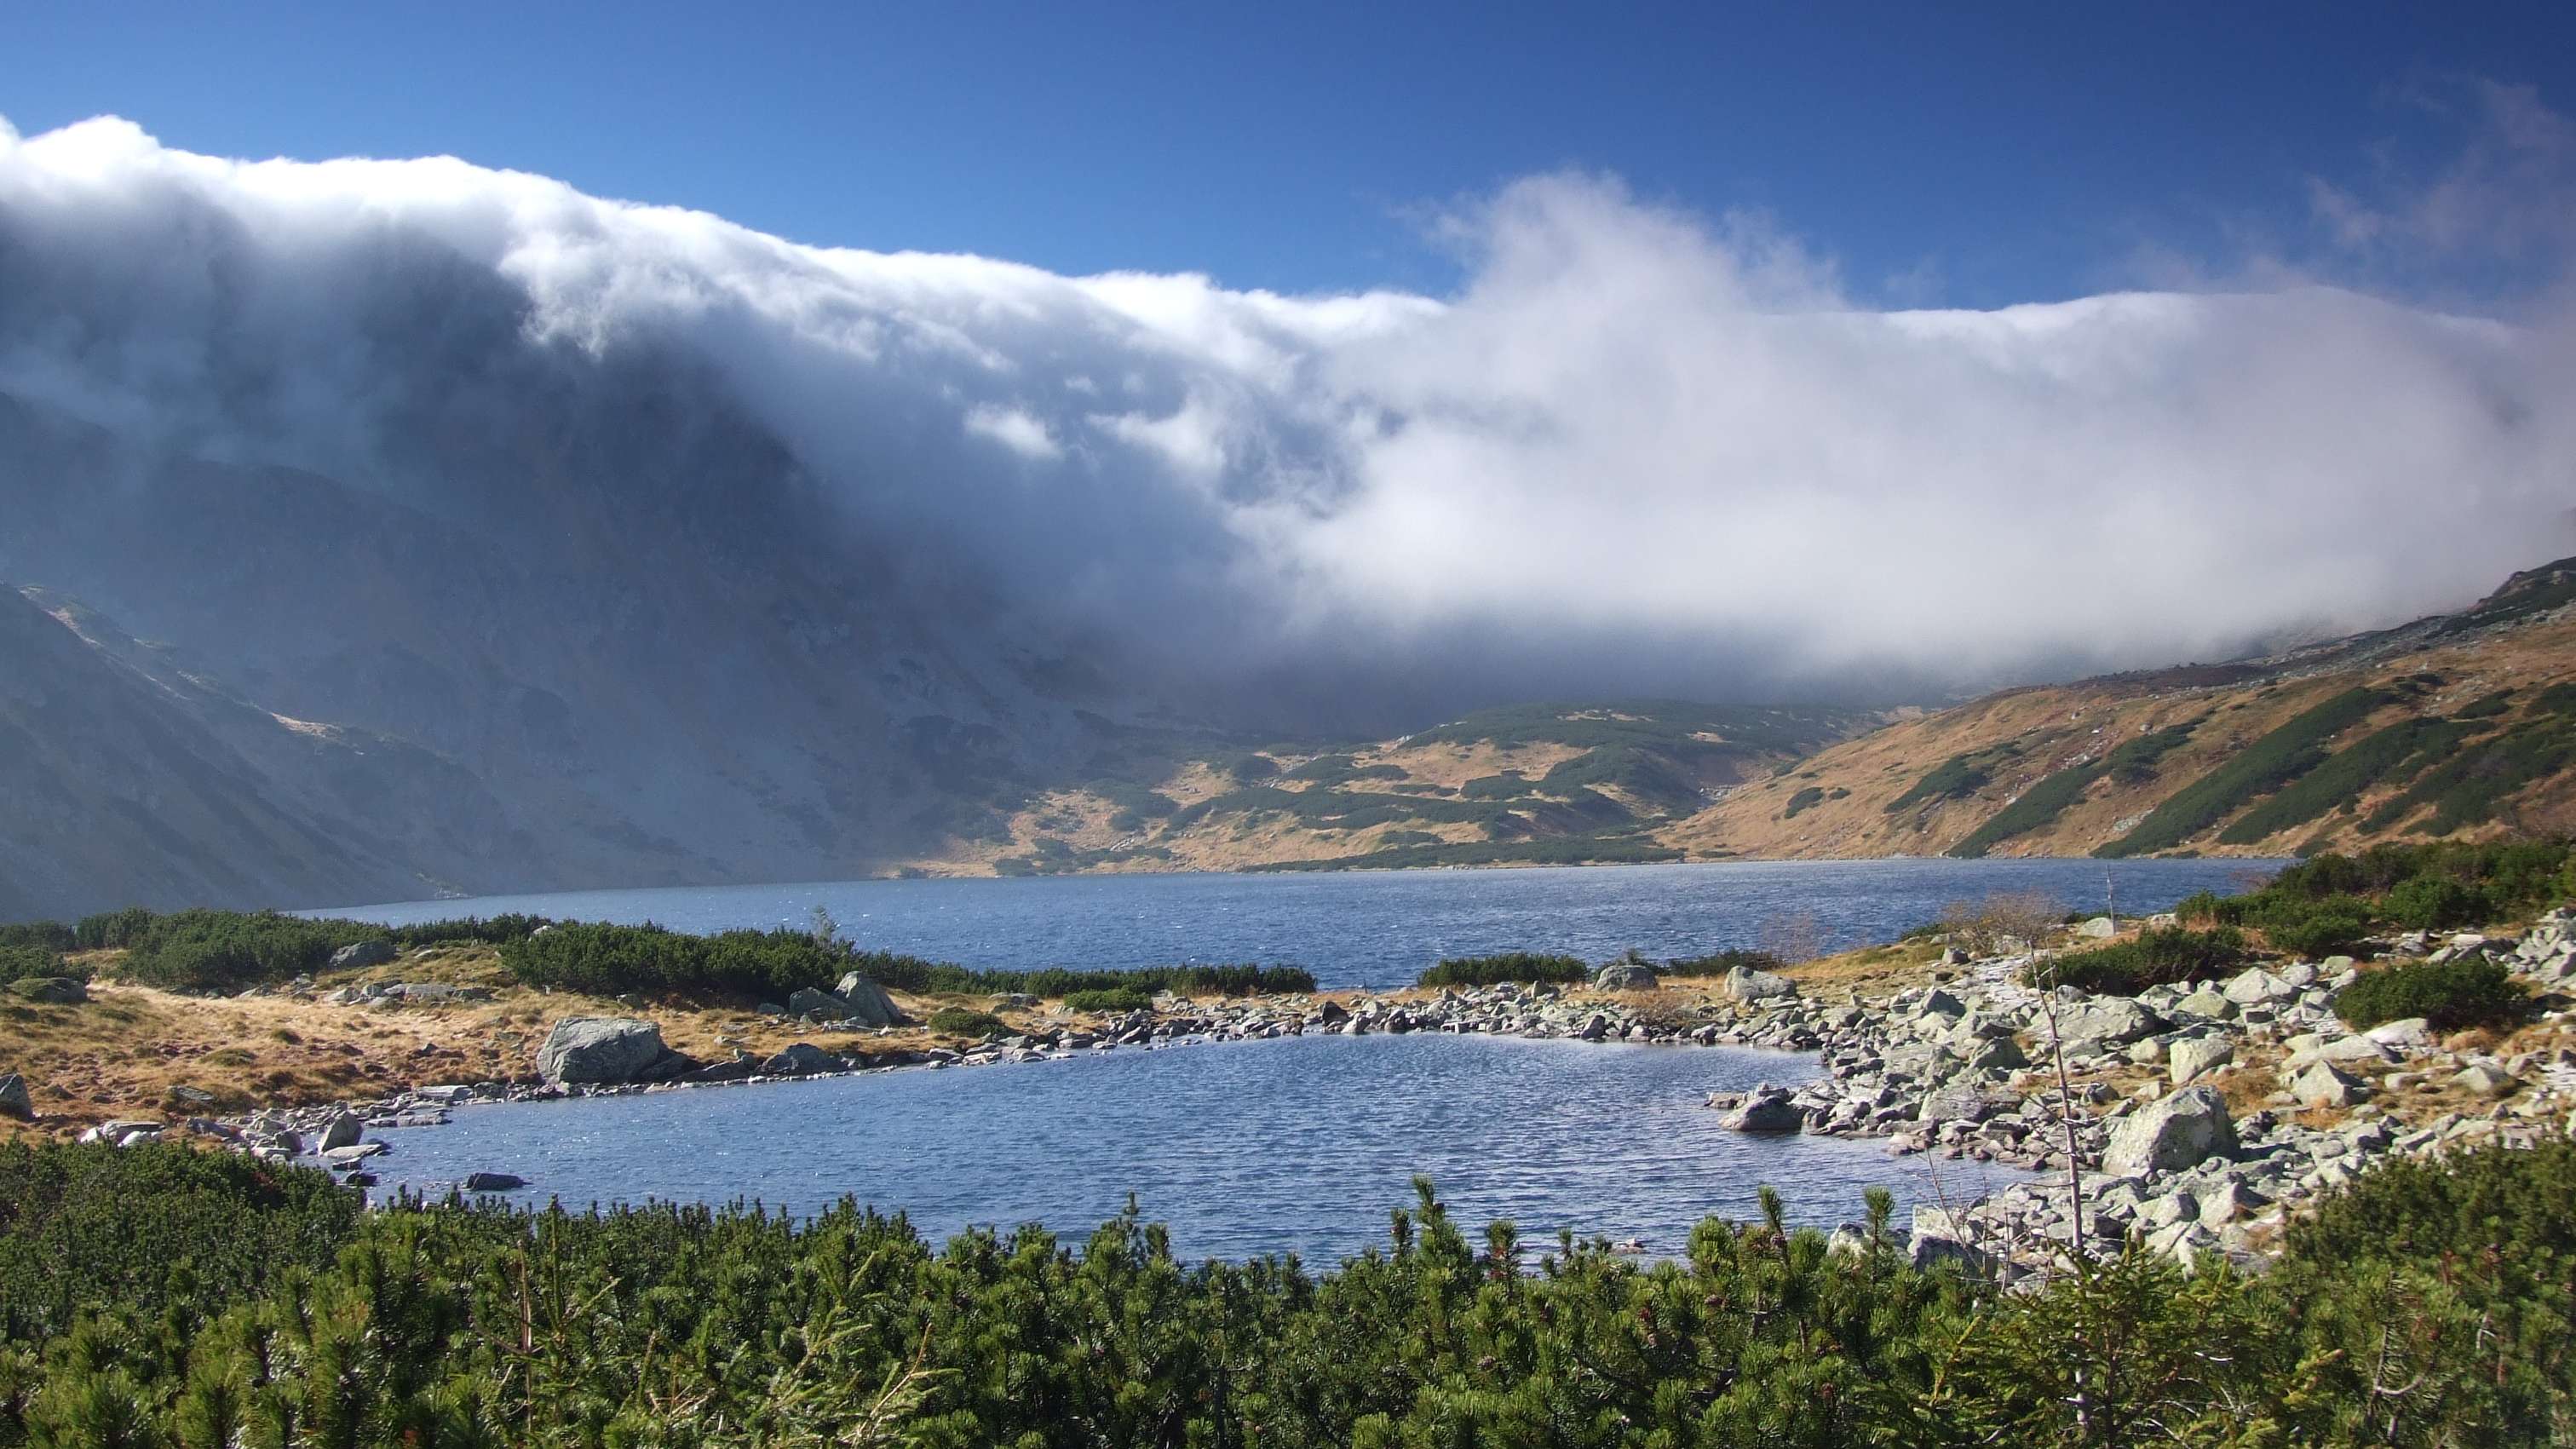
(0, 1073), (31, 1120)
(2104, 1085), (2238, 1175)
(833, 973), (906, 1026)
(1722, 965), (1796, 1003)
(2286, 1061), (2365, 1108)
(1720, 1084), (1806, 1133)
(1918, 1084), (2020, 1126)
(1964, 1037), (2028, 1072)
(1908, 1206), (1996, 1274)
(2168, 1037), (2234, 1086)
(317, 1111), (365, 1152)
(2055, 997), (2164, 1046)
(1917, 989), (1966, 1021)
(2362, 1017), (2433, 1051)
(2222, 968), (2296, 1005)
(1595, 962), (1659, 992)
(537, 1017), (687, 1085)
(461, 1171), (526, 1192)
(2452, 1063), (2516, 1098)
(761, 1042), (843, 1076)
(2172, 988), (2234, 1020)
(2075, 916), (2118, 939)
(6, 976), (88, 1004)
(786, 986), (843, 1018)
(329, 940), (398, 971)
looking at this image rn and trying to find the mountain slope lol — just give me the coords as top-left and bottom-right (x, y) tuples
(0, 586), (520, 917)
(903, 700), (1872, 875)
(1662, 559), (2576, 861)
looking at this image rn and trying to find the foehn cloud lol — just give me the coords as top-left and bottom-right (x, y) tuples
(3, 112), (2571, 713)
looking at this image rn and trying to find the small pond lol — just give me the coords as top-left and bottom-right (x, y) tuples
(371, 1032), (2030, 1262)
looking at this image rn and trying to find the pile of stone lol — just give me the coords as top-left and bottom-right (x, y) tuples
(1680, 922), (2576, 1278)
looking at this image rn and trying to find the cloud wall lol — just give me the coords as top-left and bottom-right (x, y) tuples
(2, 113), (2570, 710)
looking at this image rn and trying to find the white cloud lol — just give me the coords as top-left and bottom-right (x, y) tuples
(963, 403), (1062, 460)
(2, 115), (2572, 704)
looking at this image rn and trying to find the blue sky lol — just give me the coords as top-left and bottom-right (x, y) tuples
(6, 3), (2569, 306)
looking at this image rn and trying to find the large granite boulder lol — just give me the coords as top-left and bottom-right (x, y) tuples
(786, 986), (843, 1018)
(2104, 1085), (2238, 1176)
(1717, 1083), (1805, 1133)
(2167, 1036), (2234, 1086)
(834, 973), (906, 1026)
(329, 940), (398, 971)
(0, 1073), (32, 1120)
(1722, 965), (1797, 1003)
(317, 1111), (365, 1152)
(2286, 1061), (2365, 1108)
(5, 976), (88, 1004)
(2222, 967), (2297, 1005)
(2053, 996), (2165, 1046)
(537, 1017), (689, 1085)
(761, 1043), (843, 1076)
(1595, 962), (1659, 992)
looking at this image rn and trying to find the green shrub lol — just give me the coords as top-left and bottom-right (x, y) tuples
(2260, 896), (2375, 958)
(1417, 952), (1590, 987)
(2382, 875), (2492, 931)
(0, 945), (75, 986)
(7, 1138), (2576, 1445)
(2216, 716), (2470, 845)
(1064, 986), (1152, 1014)
(1951, 722), (2199, 858)
(2334, 957), (2526, 1032)
(926, 1006), (1006, 1038)
(2097, 687), (2385, 857)
(1661, 948), (1786, 977)
(1782, 786), (1826, 819)
(2028, 927), (2248, 995)
(1886, 745), (2017, 814)
(0, 921), (76, 954)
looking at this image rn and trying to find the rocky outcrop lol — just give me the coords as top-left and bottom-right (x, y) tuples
(536, 1018), (693, 1085)
(834, 974), (906, 1026)
(329, 940), (398, 971)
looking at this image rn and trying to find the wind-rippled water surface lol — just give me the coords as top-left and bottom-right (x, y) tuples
(325, 857), (2275, 991)
(372, 1033), (2031, 1263)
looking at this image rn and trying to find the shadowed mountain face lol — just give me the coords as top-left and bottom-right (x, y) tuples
(0, 365), (1124, 915)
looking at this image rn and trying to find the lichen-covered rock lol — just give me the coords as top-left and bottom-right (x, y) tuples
(833, 973), (907, 1026)
(1722, 965), (1794, 1003)
(762, 1042), (843, 1076)
(2104, 1085), (2237, 1176)
(1718, 1084), (1806, 1133)
(329, 940), (398, 971)
(2167, 1036), (2234, 1086)
(2286, 1061), (2364, 1108)
(5, 976), (87, 1004)
(2054, 997), (2164, 1046)
(1595, 962), (1659, 992)
(537, 1017), (687, 1085)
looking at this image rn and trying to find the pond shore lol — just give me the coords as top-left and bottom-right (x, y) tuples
(14, 915), (2576, 1275)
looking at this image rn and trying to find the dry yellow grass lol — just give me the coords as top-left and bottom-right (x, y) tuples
(1660, 613), (2576, 862)
(0, 945), (1067, 1136)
